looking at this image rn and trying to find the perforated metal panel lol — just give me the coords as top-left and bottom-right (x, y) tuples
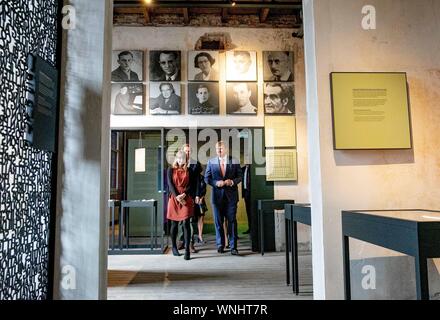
(0, 0), (58, 300)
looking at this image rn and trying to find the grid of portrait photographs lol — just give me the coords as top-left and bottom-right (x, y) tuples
(263, 51), (295, 115)
(225, 50), (258, 115)
(111, 50), (145, 115)
(110, 49), (295, 117)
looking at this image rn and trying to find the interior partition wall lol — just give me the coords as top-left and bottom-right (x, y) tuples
(0, 0), (61, 299)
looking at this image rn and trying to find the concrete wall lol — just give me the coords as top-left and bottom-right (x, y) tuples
(112, 26), (311, 239)
(53, 0), (112, 300)
(304, 0), (440, 299)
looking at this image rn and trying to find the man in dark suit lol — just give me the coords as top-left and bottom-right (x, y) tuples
(111, 51), (140, 82)
(205, 141), (242, 255)
(241, 164), (251, 234)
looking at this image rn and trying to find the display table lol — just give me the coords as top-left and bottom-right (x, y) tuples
(110, 199), (163, 255)
(285, 203), (311, 295)
(257, 199), (295, 255)
(342, 209), (440, 300)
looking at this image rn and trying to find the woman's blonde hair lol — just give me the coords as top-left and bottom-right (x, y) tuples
(172, 150), (188, 169)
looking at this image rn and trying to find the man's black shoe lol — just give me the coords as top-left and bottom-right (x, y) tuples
(231, 248), (239, 255)
(217, 246), (225, 253)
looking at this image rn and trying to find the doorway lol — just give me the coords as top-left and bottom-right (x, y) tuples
(109, 127), (275, 254)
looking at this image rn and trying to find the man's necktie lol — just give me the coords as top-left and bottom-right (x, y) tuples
(220, 158), (226, 177)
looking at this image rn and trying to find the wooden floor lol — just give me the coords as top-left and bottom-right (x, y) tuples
(107, 234), (313, 300)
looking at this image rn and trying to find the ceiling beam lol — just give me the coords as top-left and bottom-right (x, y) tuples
(260, 8), (270, 23)
(143, 7), (150, 24)
(221, 8), (228, 22)
(182, 8), (189, 24)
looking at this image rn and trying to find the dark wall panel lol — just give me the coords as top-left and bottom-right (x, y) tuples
(0, 0), (58, 300)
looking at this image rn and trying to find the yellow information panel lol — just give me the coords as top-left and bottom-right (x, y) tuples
(264, 116), (297, 147)
(331, 72), (411, 149)
(265, 149), (297, 181)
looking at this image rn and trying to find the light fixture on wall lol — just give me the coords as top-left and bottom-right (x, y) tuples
(230, 0), (236, 7)
(135, 132), (146, 173)
(143, 0), (153, 5)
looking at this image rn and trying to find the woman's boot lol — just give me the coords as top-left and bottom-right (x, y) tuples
(172, 246), (181, 256)
(184, 247), (190, 260)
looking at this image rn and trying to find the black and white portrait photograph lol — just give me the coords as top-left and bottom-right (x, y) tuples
(263, 51), (294, 82)
(263, 82), (295, 114)
(226, 50), (257, 81)
(226, 82), (258, 115)
(187, 83), (219, 115)
(149, 50), (181, 81)
(111, 83), (144, 115)
(111, 50), (143, 82)
(188, 51), (220, 81)
(149, 82), (181, 115)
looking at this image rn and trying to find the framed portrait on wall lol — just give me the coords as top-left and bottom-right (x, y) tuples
(263, 51), (294, 82)
(149, 50), (181, 81)
(188, 51), (220, 81)
(111, 50), (144, 82)
(111, 83), (144, 115)
(226, 50), (257, 81)
(187, 82), (219, 115)
(226, 82), (258, 115)
(149, 82), (182, 115)
(263, 82), (295, 114)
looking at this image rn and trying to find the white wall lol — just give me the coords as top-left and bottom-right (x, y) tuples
(112, 26), (310, 206)
(304, 0), (440, 299)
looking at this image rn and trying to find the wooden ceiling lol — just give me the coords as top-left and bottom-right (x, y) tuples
(113, 0), (303, 27)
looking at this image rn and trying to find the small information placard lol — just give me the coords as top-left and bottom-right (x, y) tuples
(25, 54), (59, 153)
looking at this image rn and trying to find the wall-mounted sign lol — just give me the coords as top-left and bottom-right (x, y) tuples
(330, 72), (412, 150)
(24, 54), (59, 153)
(264, 115), (297, 148)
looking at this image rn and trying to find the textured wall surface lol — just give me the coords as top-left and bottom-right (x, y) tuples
(0, 0), (58, 300)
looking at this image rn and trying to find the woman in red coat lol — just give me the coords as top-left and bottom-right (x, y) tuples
(167, 150), (194, 260)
